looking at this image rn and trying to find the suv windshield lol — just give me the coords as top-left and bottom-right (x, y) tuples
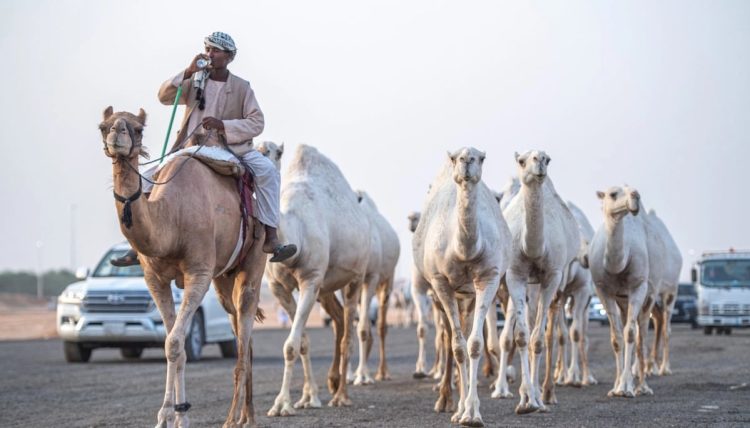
(91, 249), (144, 278)
(701, 260), (750, 287)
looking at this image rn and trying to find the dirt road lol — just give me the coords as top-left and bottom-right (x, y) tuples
(0, 323), (748, 427)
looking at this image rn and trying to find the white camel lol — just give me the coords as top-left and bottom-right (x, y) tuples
(412, 147), (511, 426)
(352, 190), (400, 385)
(408, 211), (447, 381)
(589, 185), (662, 397)
(262, 143), (371, 416)
(644, 209), (682, 376)
(555, 201), (598, 387)
(490, 150), (580, 413)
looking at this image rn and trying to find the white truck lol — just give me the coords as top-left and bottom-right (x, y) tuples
(692, 249), (750, 335)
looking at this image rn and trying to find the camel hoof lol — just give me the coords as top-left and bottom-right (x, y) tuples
(491, 390), (513, 399)
(413, 371), (428, 379)
(267, 401), (295, 417)
(659, 368), (672, 376)
(460, 416), (484, 427)
(354, 374), (374, 386)
(328, 395), (352, 407)
(375, 371), (391, 381)
(538, 404), (551, 413)
(542, 395), (557, 405)
(583, 376), (598, 386)
(515, 403), (539, 415)
(434, 396), (453, 413)
(636, 385), (654, 396)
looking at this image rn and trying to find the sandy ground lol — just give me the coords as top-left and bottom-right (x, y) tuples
(0, 312), (748, 427)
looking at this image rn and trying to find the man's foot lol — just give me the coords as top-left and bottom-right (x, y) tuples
(268, 244), (297, 263)
(110, 250), (140, 267)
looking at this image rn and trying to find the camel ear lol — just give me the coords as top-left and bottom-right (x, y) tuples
(545, 156), (551, 165)
(448, 150), (457, 164)
(279, 142), (285, 156)
(103, 106), (113, 121)
(479, 151), (486, 163)
(596, 191), (606, 200)
(136, 108), (147, 125)
(514, 151), (520, 161)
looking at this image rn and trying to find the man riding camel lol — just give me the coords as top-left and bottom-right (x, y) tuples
(112, 31), (296, 266)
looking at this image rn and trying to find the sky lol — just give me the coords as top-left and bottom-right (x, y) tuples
(1, 1), (748, 283)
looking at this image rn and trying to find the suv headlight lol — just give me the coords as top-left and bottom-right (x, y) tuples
(59, 289), (86, 304)
(172, 289), (183, 304)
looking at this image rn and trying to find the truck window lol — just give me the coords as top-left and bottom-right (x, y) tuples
(701, 260), (750, 287)
(91, 249), (145, 278)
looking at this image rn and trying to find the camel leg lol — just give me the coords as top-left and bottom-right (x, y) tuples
(648, 303), (663, 376)
(498, 271), (535, 415)
(267, 277), (321, 417)
(375, 279), (393, 381)
(599, 295), (625, 396)
(431, 301), (446, 380)
(142, 274), (178, 428)
(227, 265), (264, 428)
(613, 283), (647, 398)
(566, 289), (587, 386)
(635, 297), (654, 396)
(553, 302), (568, 386)
(430, 280), (469, 425)
(580, 295), (597, 385)
(540, 288), (562, 407)
(412, 274), (431, 379)
(659, 292), (675, 375)
(483, 298), (500, 379)
(354, 274), (378, 386)
(459, 275), (500, 427)
(161, 271), (211, 428)
(330, 281), (361, 407)
(491, 297), (515, 399)
(532, 272), (562, 410)
(434, 311), (454, 413)
(319, 293), (344, 395)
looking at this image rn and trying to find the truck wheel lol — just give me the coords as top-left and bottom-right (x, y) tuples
(64, 341), (92, 363)
(185, 311), (205, 362)
(219, 339), (238, 358)
(121, 347), (144, 360)
(703, 326), (713, 335)
(725, 328), (732, 335)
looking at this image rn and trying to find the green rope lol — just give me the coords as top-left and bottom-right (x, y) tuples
(160, 85), (183, 162)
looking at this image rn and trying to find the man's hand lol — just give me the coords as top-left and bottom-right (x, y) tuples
(202, 117), (224, 131)
(183, 54), (209, 79)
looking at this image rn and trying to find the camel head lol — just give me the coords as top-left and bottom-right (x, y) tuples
(407, 211), (421, 233)
(596, 185), (641, 220)
(257, 141), (284, 170)
(100, 106), (148, 159)
(515, 150), (550, 186)
(497, 176), (520, 210)
(448, 147), (485, 187)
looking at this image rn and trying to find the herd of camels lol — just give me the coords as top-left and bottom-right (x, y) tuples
(100, 107), (682, 427)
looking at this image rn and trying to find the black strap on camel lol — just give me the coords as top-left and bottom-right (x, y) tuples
(113, 177), (142, 229)
(174, 402), (191, 413)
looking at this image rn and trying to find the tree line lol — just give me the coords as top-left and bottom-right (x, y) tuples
(0, 270), (76, 297)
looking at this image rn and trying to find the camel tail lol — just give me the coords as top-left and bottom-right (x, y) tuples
(255, 307), (266, 323)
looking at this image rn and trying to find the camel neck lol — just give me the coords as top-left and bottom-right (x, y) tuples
(521, 183), (545, 259)
(454, 183), (480, 260)
(112, 159), (158, 253)
(603, 215), (629, 274)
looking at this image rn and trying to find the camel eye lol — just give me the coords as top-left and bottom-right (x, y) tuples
(610, 192), (618, 199)
(518, 159), (525, 167)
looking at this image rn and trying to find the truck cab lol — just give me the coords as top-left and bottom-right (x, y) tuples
(692, 249), (750, 335)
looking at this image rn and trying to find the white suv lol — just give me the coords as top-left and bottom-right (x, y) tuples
(57, 242), (237, 363)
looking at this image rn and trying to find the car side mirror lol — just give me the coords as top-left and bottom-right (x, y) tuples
(75, 267), (90, 280)
(691, 267), (697, 283)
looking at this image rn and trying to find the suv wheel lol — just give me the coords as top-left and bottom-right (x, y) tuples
(64, 341), (92, 363)
(219, 339), (238, 358)
(703, 326), (713, 335)
(121, 347), (144, 360)
(185, 311), (205, 362)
